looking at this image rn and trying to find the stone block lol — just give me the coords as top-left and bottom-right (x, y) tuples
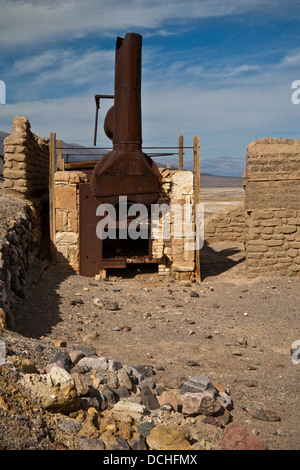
(55, 185), (77, 211)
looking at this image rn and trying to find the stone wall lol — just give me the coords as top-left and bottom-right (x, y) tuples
(244, 138), (300, 278)
(3, 116), (49, 198)
(152, 169), (195, 280)
(0, 196), (42, 329)
(204, 202), (246, 244)
(54, 171), (88, 272)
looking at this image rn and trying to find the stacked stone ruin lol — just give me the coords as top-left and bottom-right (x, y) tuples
(244, 138), (300, 278)
(3, 116), (49, 198)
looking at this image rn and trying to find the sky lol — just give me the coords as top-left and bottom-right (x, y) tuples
(0, 0), (300, 175)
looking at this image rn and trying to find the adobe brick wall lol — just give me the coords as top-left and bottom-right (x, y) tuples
(204, 202), (246, 244)
(3, 116), (49, 198)
(244, 138), (300, 278)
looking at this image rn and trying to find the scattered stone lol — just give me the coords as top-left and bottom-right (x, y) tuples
(51, 351), (72, 370)
(68, 350), (85, 365)
(156, 385), (167, 396)
(190, 290), (199, 298)
(146, 424), (191, 450)
(93, 297), (105, 308)
(107, 376), (119, 389)
(179, 374), (217, 396)
(105, 301), (119, 311)
(122, 326), (131, 332)
(70, 299), (83, 306)
(221, 425), (268, 450)
(155, 371), (185, 389)
(114, 386), (131, 398)
(113, 401), (146, 414)
(181, 392), (221, 416)
(71, 372), (89, 396)
(108, 359), (122, 372)
(137, 421), (155, 438)
(47, 366), (74, 387)
(58, 417), (82, 434)
(140, 385), (160, 410)
(129, 438), (148, 450)
(77, 356), (108, 372)
(186, 360), (199, 367)
(78, 438), (106, 450)
(53, 340), (67, 348)
(202, 416), (224, 428)
(0, 341), (6, 365)
(7, 355), (38, 374)
(0, 396), (9, 410)
(112, 436), (131, 450)
(44, 383), (81, 414)
(139, 377), (156, 390)
(100, 384), (117, 404)
(117, 368), (133, 390)
(217, 392), (233, 411)
(157, 390), (178, 411)
(131, 364), (153, 378)
(242, 405), (281, 422)
(231, 349), (243, 356)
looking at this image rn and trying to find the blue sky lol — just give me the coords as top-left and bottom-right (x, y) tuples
(0, 0), (300, 174)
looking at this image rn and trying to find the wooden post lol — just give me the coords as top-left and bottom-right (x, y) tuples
(178, 135), (183, 171)
(57, 139), (64, 170)
(49, 132), (56, 262)
(193, 135), (201, 283)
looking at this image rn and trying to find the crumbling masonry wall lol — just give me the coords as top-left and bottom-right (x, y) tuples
(54, 171), (88, 272)
(244, 138), (300, 278)
(204, 202), (246, 244)
(152, 170), (195, 280)
(3, 116), (49, 198)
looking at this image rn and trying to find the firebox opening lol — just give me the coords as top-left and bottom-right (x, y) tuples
(102, 201), (152, 260)
(102, 229), (150, 259)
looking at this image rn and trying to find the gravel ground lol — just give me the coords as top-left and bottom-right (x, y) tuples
(4, 242), (300, 451)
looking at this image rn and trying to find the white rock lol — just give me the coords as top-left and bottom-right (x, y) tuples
(47, 366), (74, 387)
(113, 401), (146, 414)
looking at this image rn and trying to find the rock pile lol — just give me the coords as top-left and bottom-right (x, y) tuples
(0, 335), (268, 451)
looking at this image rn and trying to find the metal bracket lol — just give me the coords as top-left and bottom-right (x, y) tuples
(93, 94), (114, 146)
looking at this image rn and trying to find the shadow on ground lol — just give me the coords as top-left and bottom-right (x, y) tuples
(13, 260), (75, 339)
(200, 242), (246, 280)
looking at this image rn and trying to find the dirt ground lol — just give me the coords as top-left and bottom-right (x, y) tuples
(7, 240), (300, 451)
(1, 185), (300, 451)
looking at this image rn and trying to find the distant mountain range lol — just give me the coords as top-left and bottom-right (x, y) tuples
(0, 131), (245, 180)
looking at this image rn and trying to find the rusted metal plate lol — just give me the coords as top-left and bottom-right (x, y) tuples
(79, 183), (101, 277)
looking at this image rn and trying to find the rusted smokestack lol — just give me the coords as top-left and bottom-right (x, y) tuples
(113, 33), (143, 151)
(91, 32), (160, 206)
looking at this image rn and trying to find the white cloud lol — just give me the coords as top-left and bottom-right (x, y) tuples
(280, 48), (300, 67)
(1, 0), (299, 48)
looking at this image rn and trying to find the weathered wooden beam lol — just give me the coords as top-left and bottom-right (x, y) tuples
(193, 135), (201, 283)
(178, 135), (183, 171)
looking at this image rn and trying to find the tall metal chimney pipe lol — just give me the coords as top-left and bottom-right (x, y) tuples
(113, 33), (143, 152)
